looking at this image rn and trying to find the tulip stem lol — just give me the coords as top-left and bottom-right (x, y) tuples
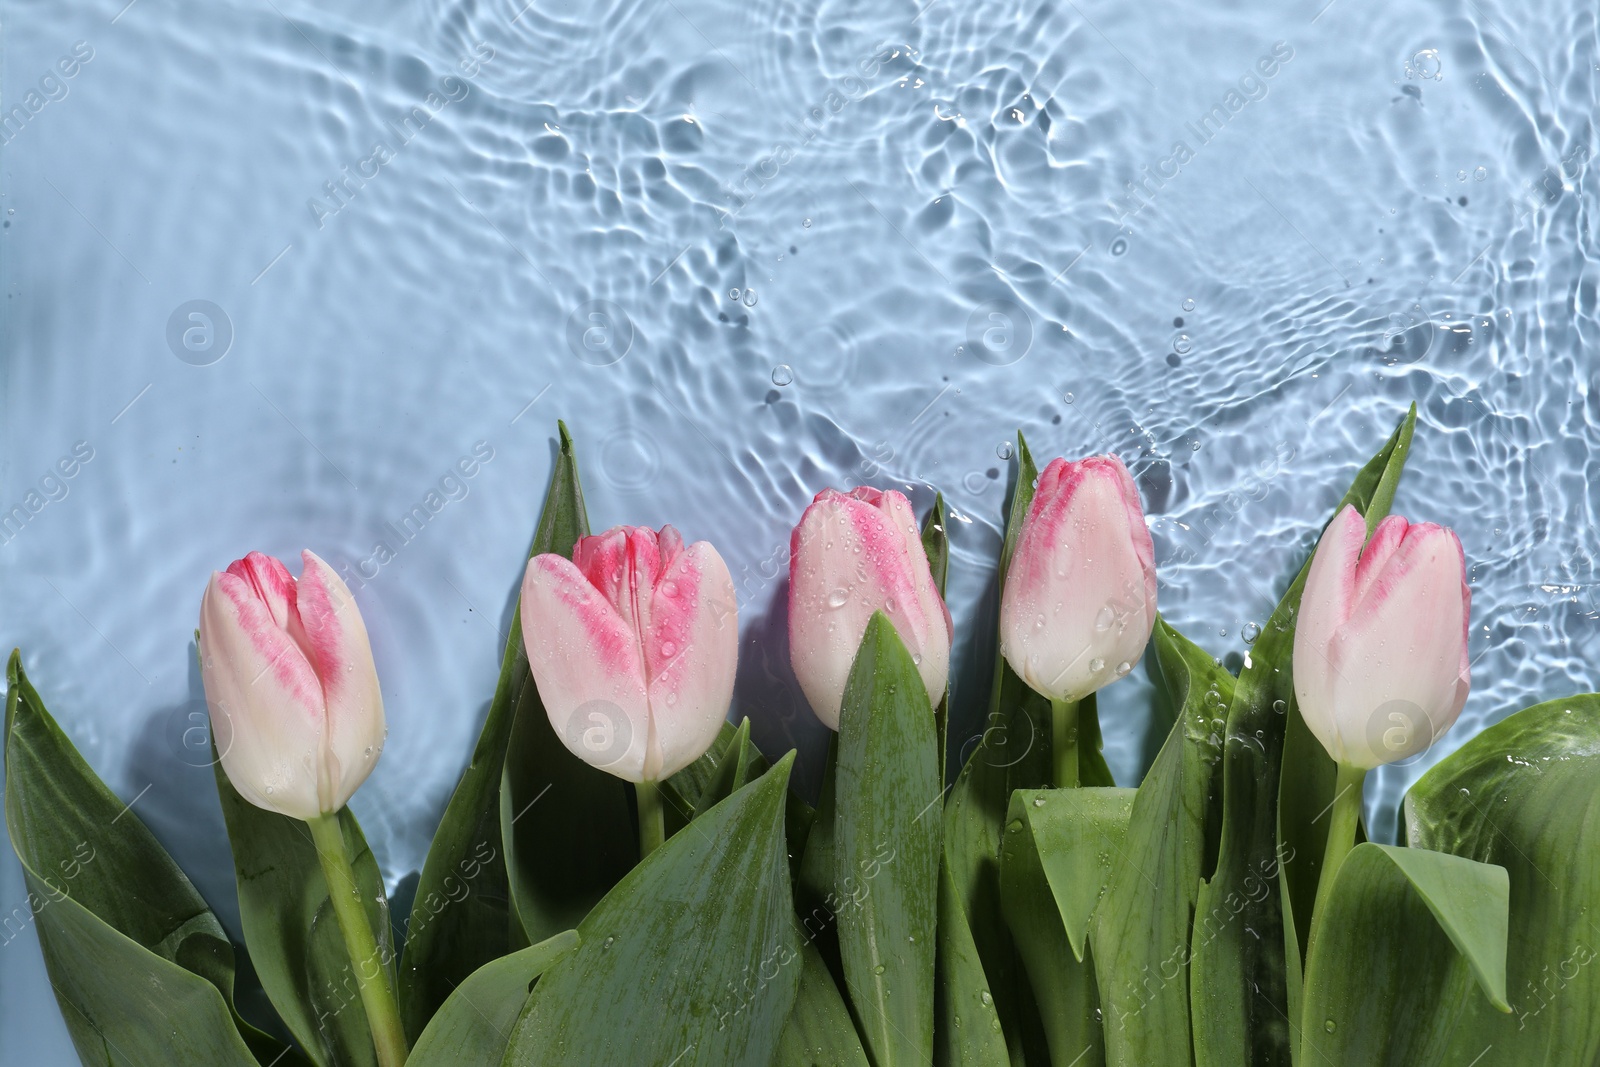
(1052, 697), (1080, 789)
(306, 814), (409, 1067)
(1312, 763), (1367, 918)
(636, 780), (665, 859)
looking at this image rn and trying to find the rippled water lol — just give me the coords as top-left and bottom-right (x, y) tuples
(2, 0), (1596, 1057)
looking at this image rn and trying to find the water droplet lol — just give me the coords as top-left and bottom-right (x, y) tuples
(1457, 169), (1468, 182)
(1115, 661), (1131, 676)
(1473, 165), (1487, 181)
(1034, 613), (1047, 630)
(1094, 605), (1116, 632)
(1459, 787), (1471, 797)
(363, 745), (373, 758)
(1063, 391), (1075, 404)
(1190, 439), (1201, 451)
(661, 580), (679, 597)
(603, 936), (615, 949)
(1110, 237), (1128, 255)
(802, 217), (812, 228)
(1089, 657), (1106, 672)
(1242, 622), (1261, 643)
(264, 786), (274, 795)
(885, 597), (897, 613)
(873, 964), (886, 975)
(1324, 1019), (1336, 1033)
(771, 364), (794, 386)
(1032, 796), (1046, 808)
(1406, 48), (1442, 81)
(665, 692), (678, 706)
(980, 990), (994, 1006)
(661, 641), (678, 658)
(728, 287), (741, 300)
(997, 441), (1014, 460)
(1272, 699), (1288, 715)
(1181, 297), (1196, 312)
(1173, 333), (1193, 355)
(743, 288), (758, 307)
(912, 653), (922, 665)
(1006, 818), (1023, 834)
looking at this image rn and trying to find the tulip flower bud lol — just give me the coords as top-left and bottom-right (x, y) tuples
(199, 551), (387, 820)
(1000, 455), (1157, 703)
(521, 524), (737, 782)
(788, 487), (952, 729)
(1293, 505), (1470, 769)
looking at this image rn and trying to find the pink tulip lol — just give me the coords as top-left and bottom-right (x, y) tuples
(521, 525), (737, 782)
(788, 487), (952, 729)
(1293, 505), (1470, 768)
(1000, 455), (1157, 703)
(199, 551), (386, 820)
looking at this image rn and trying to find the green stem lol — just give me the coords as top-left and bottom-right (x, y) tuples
(306, 814), (409, 1067)
(636, 779), (665, 859)
(1310, 763), (1367, 922)
(1299, 761), (1366, 1051)
(1052, 697), (1080, 789)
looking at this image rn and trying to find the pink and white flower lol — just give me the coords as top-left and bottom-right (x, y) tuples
(1000, 455), (1157, 703)
(788, 487), (952, 728)
(199, 550), (386, 820)
(1293, 505), (1471, 768)
(521, 525), (737, 782)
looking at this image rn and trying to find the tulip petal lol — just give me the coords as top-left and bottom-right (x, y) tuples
(646, 540), (738, 779)
(523, 553), (652, 781)
(789, 489), (950, 728)
(200, 571), (326, 820)
(1325, 524), (1470, 767)
(296, 550), (386, 811)
(1292, 506), (1369, 763)
(226, 551), (299, 631)
(1000, 456), (1156, 702)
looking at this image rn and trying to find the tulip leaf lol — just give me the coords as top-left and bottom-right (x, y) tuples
(1000, 788), (1130, 1067)
(833, 614), (942, 1067)
(3, 652), (299, 1067)
(934, 855), (1010, 1067)
(776, 941), (870, 1067)
(692, 717), (763, 819)
(796, 734), (843, 977)
(1191, 403), (1416, 1067)
(944, 429), (1053, 1065)
(1077, 692), (1115, 788)
(660, 718), (741, 833)
(405, 929), (578, 1066)
(1091, 617), (1232, 1067)
(211, 744), (391, 1067)
(502, 756), (802, 1067)
(922, 493), (952, 781)
(500, 426), (638, 950)
(1293, 695), (1600, 1064)
(1298, 844), (1509, 1064)
(399, 420), (607, 1037)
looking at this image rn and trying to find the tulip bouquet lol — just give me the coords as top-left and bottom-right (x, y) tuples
(6, 410), (1599, 1067)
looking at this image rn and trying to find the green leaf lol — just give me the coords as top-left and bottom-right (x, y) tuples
(398, 421), (607, 1037)
(1091, 617), (1232, 1067)
(922, 493), (952, 782)
(405, 930), (578, 1066)
(692, 717), (763, 819)
(503, 756), (802, 1066)
(1363, 695), (1600, 1064)
(213, 753), (390, 1067)
(1298, 844), (1510, 1064)
(834, 613), (942, 1067)
(1000, 788), (1132, 1067)
(943, 430), (1052, 1065)
(4, 652), (295, 1066)
(934, 855), (1010, 1067)
(776, 942), (870, 1067)
(1192, 404), (1417, 1067)
(1077, 693), (1115, 789)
